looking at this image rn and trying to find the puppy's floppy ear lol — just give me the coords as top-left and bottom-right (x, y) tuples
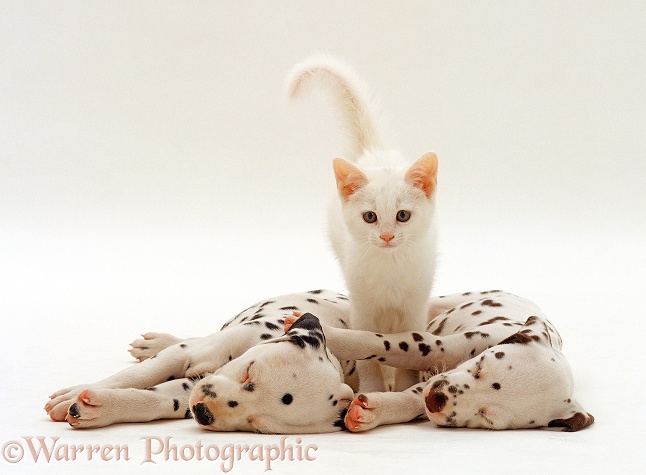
(284, 313), (327, 349)
(548, 411), (594, 432)
(264, 313), (328, 351)
(288, 313), (324, 332)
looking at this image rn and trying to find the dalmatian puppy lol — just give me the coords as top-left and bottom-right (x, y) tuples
(46, 291), (356, 433)
(313, 290), (594, 432)
(45, 290), (593, 433)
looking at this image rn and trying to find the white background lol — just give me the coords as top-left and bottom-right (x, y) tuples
(1, 1), (644, 473)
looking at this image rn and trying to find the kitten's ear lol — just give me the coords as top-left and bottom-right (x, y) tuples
(333, 158), (368, 201)
(405, 152), (438, 199)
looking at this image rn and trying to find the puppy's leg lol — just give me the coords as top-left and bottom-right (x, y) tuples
(47, 319), (285, 422)
(66, 378), (198, 429)
(355, 360), (388, 393)
(321, 322), (517, 374)
(344, 383), (426, 432)
(47, 341), (194, 422)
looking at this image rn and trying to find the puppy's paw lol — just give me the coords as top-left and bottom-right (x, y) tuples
(45, 385), (91, 422)
(344, 394), (381, 432)
(128, 332), (182, 361)
(65, 389), (120, 429)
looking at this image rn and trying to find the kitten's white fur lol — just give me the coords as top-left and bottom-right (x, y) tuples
(287, 57), (438, 392)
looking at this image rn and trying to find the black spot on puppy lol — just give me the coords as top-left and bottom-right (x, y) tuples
(243, 382), (255, 392)
(384, 340), (391, 351)
(265, 321), (280, 331)
(479, 316), (511, 326)
(260, 333), (272, 340)
(180, 344), (187, 349)
(281, 393), (293, 405)
(173, 399), (180, 411)
(432, 318), (448, 335)
(201, 383), (217, 398)
(499, 332), (534, 345)
(228, 400), (239, 408)
(399, 341), (409, 351)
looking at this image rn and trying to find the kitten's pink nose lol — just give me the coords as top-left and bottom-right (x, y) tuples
(380, 232), (394, 243)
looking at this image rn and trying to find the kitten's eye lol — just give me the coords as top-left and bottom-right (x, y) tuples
(363, 211), (378, 223)
(396, 210), (411, 222)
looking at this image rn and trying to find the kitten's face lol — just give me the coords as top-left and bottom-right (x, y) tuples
(333, 152), (438, 250)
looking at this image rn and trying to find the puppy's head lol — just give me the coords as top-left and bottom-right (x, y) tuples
(423, 335), (593, 431)
(189, 313), (354, 433)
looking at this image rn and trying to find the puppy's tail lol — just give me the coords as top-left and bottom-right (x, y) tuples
(286, 55), (388, 161)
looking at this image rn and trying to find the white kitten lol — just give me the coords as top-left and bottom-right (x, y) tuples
(287, 57), (438, 392)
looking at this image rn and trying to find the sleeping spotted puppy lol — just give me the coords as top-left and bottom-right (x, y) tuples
(46, 291), (355, 434)
(45, 290), (593, 433)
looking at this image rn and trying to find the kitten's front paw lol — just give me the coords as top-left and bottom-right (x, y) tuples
(128, 332), (182, 361)
(344, 394), (381, 432)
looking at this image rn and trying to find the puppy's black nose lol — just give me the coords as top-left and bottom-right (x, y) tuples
(193, 402), (215, 426)
(425, 389), (448, 413)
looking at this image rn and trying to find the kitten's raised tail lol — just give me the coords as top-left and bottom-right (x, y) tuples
(286, 56), (388, 162)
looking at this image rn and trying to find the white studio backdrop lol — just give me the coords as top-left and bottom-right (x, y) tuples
(1, 2), (644, 474)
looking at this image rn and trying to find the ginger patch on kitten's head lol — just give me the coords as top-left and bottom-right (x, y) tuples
(333, 158), (369, 201)
(405, 152), (439, 199)
(333, 152), (438, 201)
